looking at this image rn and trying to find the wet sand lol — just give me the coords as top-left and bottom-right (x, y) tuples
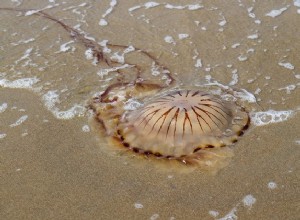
(1, 0), (300, 219)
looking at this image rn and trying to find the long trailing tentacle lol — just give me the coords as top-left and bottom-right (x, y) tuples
(0, 7), (176, 102)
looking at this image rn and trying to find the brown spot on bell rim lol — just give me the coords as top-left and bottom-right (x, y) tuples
(115, 90), (250, 162)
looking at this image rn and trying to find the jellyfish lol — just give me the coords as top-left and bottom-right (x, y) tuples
(90, 87), (250, 166)
(0, 7), (251, 168)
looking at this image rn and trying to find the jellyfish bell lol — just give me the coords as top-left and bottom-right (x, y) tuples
(90, 87), (250, 170)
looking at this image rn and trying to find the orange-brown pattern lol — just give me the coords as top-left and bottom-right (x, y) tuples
(117, 90), (250, 159)
(132, 90), (231, 141)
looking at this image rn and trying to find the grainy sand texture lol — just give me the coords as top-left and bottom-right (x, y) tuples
(1, 0), (299, 219)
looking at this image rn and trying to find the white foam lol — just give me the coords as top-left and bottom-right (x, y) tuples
(129, 2), (203, 12)
(124, 99), (143, 111)
(242, 195), (256, 209)
(11, 38), (35, 46)
(229, 72), (238, 86)
(247, 7), (256, 18)
(97, 64), (134, 78)
(217, 207), (237, 220)
(231, 43), (240, 48)
(82, 125), (90, 132)
(85, 48), (94, 60)
(265, 7), (288, 18)
(278, 62), (294, 70)
(151, 62), (160, 76)
(57, 40), (75, 52)
(255, 19), (261, 24)
(103, 0), (117, 17)
(209, 210), (219, 217)
(150, 214), (159, 220)
(238, 55), (248, 61)
(21, 132), (28, 137)
(219, 18), (227, 27)
(24, 4), (59, 16)
(164, 35), (175, 44)
(134, 203), (143, 209)
(268, 182), (277, 189)
(0, 103), (8, 113)
(178, 33), (189, 40)
(99, 40), (111, 53)
(0, 77), (39, 89)
(247, 33), (258, 39)
(0, 133), (7, 139)
(99, 18), (108, 26)
(278, 84), (296, 94)
(233, 89), (257, 103)
(42, 90), (85, 120)
(165, 3), (203, 10)
(145, 2), (160, 8)
(10, 115), (28, 127)
(195, 59), (202, 68)
(15, 47), (33, 64)
(295, 139), (300, 144)
(294, 0), (300, 7)
(110, 46), (135, 64)
(250, 110), (294, 126)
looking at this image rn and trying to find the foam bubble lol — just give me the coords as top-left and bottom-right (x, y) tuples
(218, 18), (227, 27)
(164, 35), (175, 44)
(0, 133), (7, 139)
(195, 59), (202, 68)
(242, 194), (256, 208)
(268, 182), (277, 189)
(57, 40), (75, 52)
(145, 2), (160, 9)
(82, 125), (90, 132)
(102, 0), (118, 18)
(99, 19), (108, 26)
(294, 0), (300, 7)
(0, 103), (8, 113)
(97, 64), (134, 78)
(150, 214), (159, 220)
(278, 62), (294, 70)
(134, 203), (143, 209)
(10, 115), (28, 127)
(233, 89), (257, 103)
(229, 72), (238, 86)
(265, 7), (288, 18)
(124, 99), (143, 111)
(238, 55), (248, 61)
(0, 77), (39, 89)
(42, 90), (85, 120)
(217, 207), (237, 220)
(178, 33), (189, 40)
(99, 40), (111, 53)
(85, 48), (94, 60)
(24, 4), (59, 16)
(247, 33), (258, 39)
(209, 210), (219, 217)
(11, 38), (35, 46)
(231, 43), (240, 48)
(250, 110), (294, 126)
(278, 84), (296, 94)
(165, 3), (203, 10)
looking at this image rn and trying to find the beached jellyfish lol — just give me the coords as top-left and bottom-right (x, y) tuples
(90, 87), (250, 166)
(0, 7), (250, 168)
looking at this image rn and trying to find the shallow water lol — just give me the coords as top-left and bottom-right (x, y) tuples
(1, 0), (299, 219)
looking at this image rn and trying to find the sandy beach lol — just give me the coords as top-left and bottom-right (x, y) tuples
(1, 0), (299, 219)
